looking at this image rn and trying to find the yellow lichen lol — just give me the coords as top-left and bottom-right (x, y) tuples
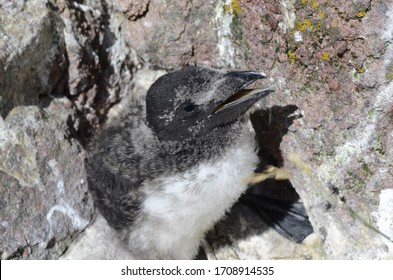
(317, 10), (325, 18)
(301, 0), (308, 4)
(296, 18), (312, 31)
(356, 67), (366, 73)
(288, 50), (296, 63)
(231, 0), (241, 15)
(310, 0), (320, 9)
(356, 10), (366, 18)
(224, 0), (241, 16)
(321, 52), (330, 61)
(386, 73), (393, 81)
(224, 4), (231, 14)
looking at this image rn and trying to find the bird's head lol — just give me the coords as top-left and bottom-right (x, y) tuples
(146, 66), (274, 142)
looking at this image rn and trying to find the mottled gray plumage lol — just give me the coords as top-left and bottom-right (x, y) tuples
(86, 66), (274, 259)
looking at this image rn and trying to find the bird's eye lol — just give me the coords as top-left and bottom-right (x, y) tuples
(184, 104), (197, 112)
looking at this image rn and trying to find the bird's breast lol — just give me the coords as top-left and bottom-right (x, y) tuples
(127, 125), (258, 259)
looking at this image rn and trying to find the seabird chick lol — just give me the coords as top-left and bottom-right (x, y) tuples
(87, 66), (275, 259)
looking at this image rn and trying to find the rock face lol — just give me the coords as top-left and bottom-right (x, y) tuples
(0, 0), (98, 259)
(1, 0), (392, 259)
(0, 0), (67, 118)
(256, 0), (393, 259)
(0, 103), (94, 259)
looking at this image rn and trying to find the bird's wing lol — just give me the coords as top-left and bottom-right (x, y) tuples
(241, 192), (313, 243)
(87, 164), (142, 231)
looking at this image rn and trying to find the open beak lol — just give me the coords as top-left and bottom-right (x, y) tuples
(203, 70), (275, 129)
(213, 86), (275, 114)
(212, 70), (275, 116)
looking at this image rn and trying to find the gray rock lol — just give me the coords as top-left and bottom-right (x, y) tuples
(120, 0), (223, 69)
(0, 104), (94, 259)
(0, 0), (68, 118)
(61, 214), (135, 260)
(56, 0), (136, 128)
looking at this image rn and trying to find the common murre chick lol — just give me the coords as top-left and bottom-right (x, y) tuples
(87, 66), (275, 259)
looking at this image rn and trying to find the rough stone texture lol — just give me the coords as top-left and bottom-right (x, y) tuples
(55, 0), (136, 131)
(0, 0), (101, 259)
(120, 0), (224, 69)
(61, 214), (135, 260)
(0, 103), (94, 259)
(231, 0), (393, 258)
(0, 0), (68, 118)
(112, 0), (150, 20)
(1, 0), (392, 259)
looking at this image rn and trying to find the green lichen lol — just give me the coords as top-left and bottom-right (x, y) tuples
(231, 13), (243, 42)
(243, 47), (251, 61)
(224, 0), (243, 43)
(360, 160), (373, 177)
(367, 110), (374, 120)
(344, 173), (365, 191)
(373, 136), (386, 155)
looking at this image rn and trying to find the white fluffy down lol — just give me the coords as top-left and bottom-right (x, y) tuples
(127, 125), (258, 259)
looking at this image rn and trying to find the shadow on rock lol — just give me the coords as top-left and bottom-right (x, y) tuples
(204, 105), (314, 258)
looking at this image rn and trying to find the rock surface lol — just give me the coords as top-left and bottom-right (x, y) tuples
(257, 0), (393, 259)
(60, 214), (135, 260)
(0, 0), (67, 118)
(1, 0), (392, 259)
(0, 103), (94, 259)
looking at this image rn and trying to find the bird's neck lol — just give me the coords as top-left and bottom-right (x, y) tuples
(158, 122), (244, 174)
